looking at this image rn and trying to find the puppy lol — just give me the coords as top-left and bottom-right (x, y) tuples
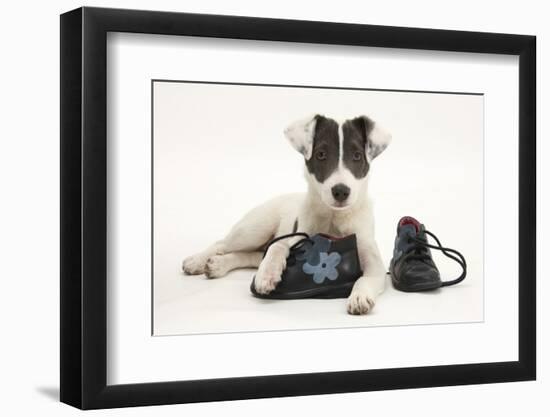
(182, 114), (391, 315)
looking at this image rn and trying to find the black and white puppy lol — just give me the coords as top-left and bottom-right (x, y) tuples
(183, 114), (391, 315)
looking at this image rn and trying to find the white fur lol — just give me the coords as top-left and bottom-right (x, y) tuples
(367, 122), (392, 161)
(182, 115), (391, 315)
(283, 114), (317, 159)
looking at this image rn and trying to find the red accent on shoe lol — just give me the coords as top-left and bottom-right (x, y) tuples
(318, 233), (349, 241)
(399, 216), (421, 233)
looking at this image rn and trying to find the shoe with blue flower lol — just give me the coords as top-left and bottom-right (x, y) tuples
(250, 232), (362, 299)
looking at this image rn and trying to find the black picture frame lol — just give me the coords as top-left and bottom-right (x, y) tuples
(60, 6), (536, 410)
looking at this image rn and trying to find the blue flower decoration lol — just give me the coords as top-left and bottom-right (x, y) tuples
(302, 252), (342, 284)
(295, 236), (331, 265)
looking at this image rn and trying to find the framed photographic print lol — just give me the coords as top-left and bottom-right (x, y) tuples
(60, 6), (536, 409)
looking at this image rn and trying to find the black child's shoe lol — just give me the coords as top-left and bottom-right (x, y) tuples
(389, 216), (467, 292)
(250, 232), (363, 299)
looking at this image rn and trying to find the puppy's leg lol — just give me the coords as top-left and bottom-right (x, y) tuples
(253, 219), (303, 294)
(182, 241), (225, 275)
(205, 251), (263, 278)
(347, 237), (387, 315)
(182, 199), (281, 275)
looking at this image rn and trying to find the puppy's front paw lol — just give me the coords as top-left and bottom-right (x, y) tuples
(182, 254), (207, 275)
(347, 290), (376, 315)
(204, 255), (230, 278)
(254, 259), (284, 294)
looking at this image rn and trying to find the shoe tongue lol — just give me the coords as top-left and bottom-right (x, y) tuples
(400, 224), (418, 237)
(398, 216), (421, 234)
(310, 234), (329, 247)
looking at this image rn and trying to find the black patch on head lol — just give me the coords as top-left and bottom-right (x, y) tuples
(305, 115), (339, 183)
(342, 117), (372, 179)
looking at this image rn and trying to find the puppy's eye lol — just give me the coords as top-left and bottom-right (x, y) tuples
(353, 151), (363, 161)
(316, 151), (327, 161)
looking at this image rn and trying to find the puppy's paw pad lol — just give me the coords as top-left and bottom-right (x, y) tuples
(204, 255), (230, 278)
(254, 264), (283, 295)
(182, 255), (207, 275)
(346, 292), (376, 315)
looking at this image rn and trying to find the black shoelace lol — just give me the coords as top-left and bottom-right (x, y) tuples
(262, 232), (312, 265)
(405, 230), (467, 287)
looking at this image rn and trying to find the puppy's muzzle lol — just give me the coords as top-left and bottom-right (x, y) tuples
(331, 183), (350, 202)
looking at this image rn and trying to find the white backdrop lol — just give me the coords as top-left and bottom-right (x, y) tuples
(0, 1), (546, 416)
(152, 80), (484, 335)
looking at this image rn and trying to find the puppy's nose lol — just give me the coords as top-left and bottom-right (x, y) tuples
(331, 184), (350, 202)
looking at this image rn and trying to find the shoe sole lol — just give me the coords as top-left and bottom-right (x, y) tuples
(389, 263), (442, 292)
(390, 272), (442, 292)
(250, 280), (355, 300)
(391, 278), (442, 292)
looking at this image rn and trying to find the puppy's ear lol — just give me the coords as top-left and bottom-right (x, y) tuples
(353, 116), (392, 160)
(284, 115), (318, 160)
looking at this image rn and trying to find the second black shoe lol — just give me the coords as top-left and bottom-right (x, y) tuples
(389, 216), (467, 292)
(250, 232), (363, 299)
